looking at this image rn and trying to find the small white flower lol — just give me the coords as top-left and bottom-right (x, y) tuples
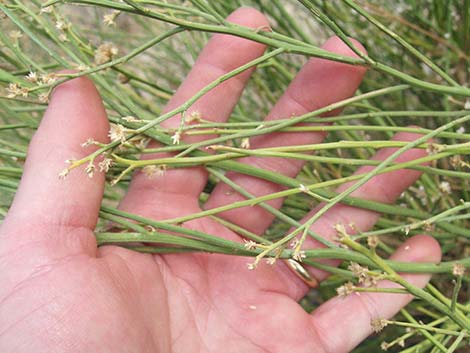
(348, 262), (378, 287)
(103, 15), (115, 26)
(6, 83), (20, 98)
(108, 123), (127, 144)
(103, 10), (120, 26)
(371, 318), (388, 333)
(9, 30), (23, 41)
(40, 5), (53, 14)
(247, 262), (257, 270)
(292, 250), (306, 262)
(81, 138), (98, 147)
(25, 72), (38, 83)
(412, 185), (428, 206)
(58, 168), (70, 179)
(299, 184), (309, 193)
(380, 341), (390, 351)
(142, 165), (157, 178)
(334, 223), (346, 233)
(243, 240), (258, 250)
(439, 181), (451, 194)
(110, 178), (119, 186)
(289, 238), (300, 249)
(75, 64), (90, 71)
(98, 158), (113, 173)
(136, 137), (150, 150)
(348, 262), (368, 279)
(457, 126), (466, 134)
(171, 130), (182, 144)
(55, 20), (68, 31)
(6, 83), (28, 98)
(423, 222), (435, 233)
(367, 235), (379, 249)
(453, 263), (465, 277)
(39, 73), (57, 85)
(19, 87), (28, 97)
(142, 165), (166, 178)
(85, 163), (96, 178)
(266, 257), (276, 265)
(464, 100), (470, 110)
(38, 93), (49, 103)
(426, 143), (443, 155)
(94, 42), (119, 65)
(59, 33), (68, 42)
(334, 223), (349, 241)
(336, 281), (354, 297)
(240, 138), (250, 149)
(122, 116), (141, 123)
(185, 110), (202, 123)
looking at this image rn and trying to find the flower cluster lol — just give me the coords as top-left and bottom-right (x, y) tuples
(142, 165), (166, 178)
(452, 263), (465, 277)
(336, 281), (355, 297)
(103, 10), (120, 26)
(99, 158), (114, 173)
(348, 262), (379, 288)
(55, 19), (70, 42)
(108, 124), (129, 144)
(94, 42), (119, 65)
(240, 138), (250, 149)
(6, 83), (28, 98)
(371, 318), (388, 333)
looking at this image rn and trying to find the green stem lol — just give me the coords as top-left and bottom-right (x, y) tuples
(385, 319), (465, 337)
(451, 275), (463, 313)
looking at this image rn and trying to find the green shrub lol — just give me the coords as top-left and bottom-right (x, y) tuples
(1, 1), (470, 351)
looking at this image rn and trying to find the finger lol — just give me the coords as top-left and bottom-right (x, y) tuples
(204, 36), (367, 234)
(276, 130), (429, 295)
(119, 8), (269, 219)
(309, 234), (441, 353)
(1, 76), (109, 254)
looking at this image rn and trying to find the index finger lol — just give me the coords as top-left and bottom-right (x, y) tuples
(1, 76), (109, 256)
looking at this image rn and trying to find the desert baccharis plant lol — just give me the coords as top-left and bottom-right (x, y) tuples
(1, 0), (470, 351)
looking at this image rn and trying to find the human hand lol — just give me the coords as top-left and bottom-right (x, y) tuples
(0, 7), (441, 353)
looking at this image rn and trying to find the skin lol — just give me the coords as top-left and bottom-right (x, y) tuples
(0, 7), (441, 353)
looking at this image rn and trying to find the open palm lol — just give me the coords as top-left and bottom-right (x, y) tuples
(0, 8), (440, 353)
